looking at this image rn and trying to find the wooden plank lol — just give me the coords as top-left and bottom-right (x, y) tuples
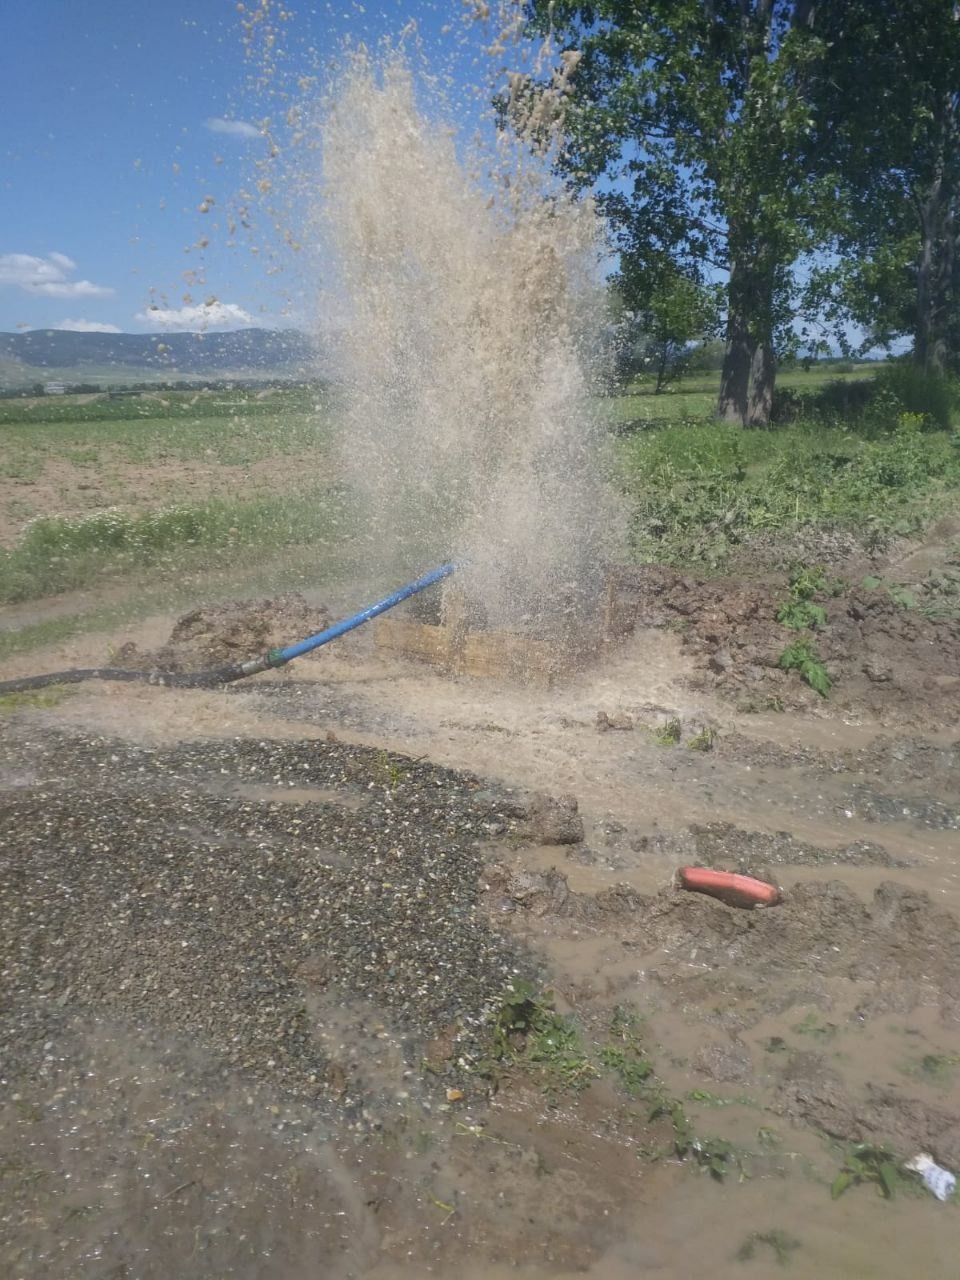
(373, 618), (452, 664)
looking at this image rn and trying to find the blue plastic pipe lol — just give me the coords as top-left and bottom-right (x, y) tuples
(0, 562), (457, 695)
(238, 561), (457, 676)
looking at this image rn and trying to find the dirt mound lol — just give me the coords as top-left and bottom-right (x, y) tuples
(609, 565), (960, 722)
(112, 594), (330, 673)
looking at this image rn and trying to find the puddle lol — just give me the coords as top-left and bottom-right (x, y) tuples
(233, 782), (368, 810)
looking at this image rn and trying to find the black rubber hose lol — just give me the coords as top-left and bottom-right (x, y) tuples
(0, 663), (247, 694)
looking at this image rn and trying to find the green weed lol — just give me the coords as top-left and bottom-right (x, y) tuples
(488, 981), (598, 1096)
(779, 639), (831, 698)
(791, 1011), (838, 1040)
(618, 405), (960, 570)
(0, 487), (348, 604)
(655, 717), (683, 746)
(0, 686), (73, 713)
(598, 1006), (654, 1093)
(831, 1144), (899, 1200)
(862, 575), (917, 608)
(901, 1051), (960, 1087)
(776, 599), (827, 630)
(736, 1229), (802, 1265)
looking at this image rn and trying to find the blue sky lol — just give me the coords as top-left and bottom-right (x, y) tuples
(0, 1), (496, 335)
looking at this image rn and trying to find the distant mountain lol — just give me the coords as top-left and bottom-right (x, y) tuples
(0, 328), (320, 385)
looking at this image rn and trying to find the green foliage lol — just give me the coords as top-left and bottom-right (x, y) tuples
(779, 639), (831, 697)
(862, 576), (917, 609)
(519, 0), (831, 423)
(901, 1051), (960, 1087)
(615, 267), (721, 392)
(685, 727), (716, 752)
(736, 1229), (802, 1265)
(776, 599), (826, 630)
(871, 364), (958, 430)
(617, 403), (960, 570)
(831, 1144), (899, 1200)
(655, 717), (683, 746)
(648, 1096), (738, 1180)
(488, 982), (598, 1095)
(775, 563), (839, 629)
(807, 3), (960, 371)
(788, 564), (843, 599)
(0, 487), (347, 604)
(0, 686), (73, 714)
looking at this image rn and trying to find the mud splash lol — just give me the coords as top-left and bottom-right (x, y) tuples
(315, 53), (622, 632)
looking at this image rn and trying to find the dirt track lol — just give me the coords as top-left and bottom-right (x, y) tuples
(3, 555), (960, 1278)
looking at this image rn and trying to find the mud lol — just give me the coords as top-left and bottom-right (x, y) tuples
(4, 548), (960, 1278)
(609, 562), (960, 725)
(111, 594), (331, 672)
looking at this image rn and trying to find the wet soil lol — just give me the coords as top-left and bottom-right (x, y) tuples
(3, 550), (960, 1278)
(607, 560), (960, 726)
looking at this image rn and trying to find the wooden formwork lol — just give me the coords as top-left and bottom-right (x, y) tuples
(374, 580), (602, 686)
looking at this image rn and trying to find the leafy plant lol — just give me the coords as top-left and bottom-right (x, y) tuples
(901, 1051), (960, 1087)
(788, 564), (833, 600)
(488, 982), (597, 1095)
(791, 1011), (837, 1040)
(655, 717), (683, 746)
(736, 1229), (802, 1265)
(862, 575), (917, 608)
(0, 686), (73, 713)
(648, 1095), (739, 1180)
(598, 1005), (654, 1094)
(776, 599), (827, 630)
(779, 639), (831, 697)
(831, 1144), (899, 1200)
(686, 727), (716, 751)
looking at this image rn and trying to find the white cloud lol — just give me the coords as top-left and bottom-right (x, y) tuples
(55, 318), (122, 333)
(0, 252), (113, 297)
(30, 279), (115, 298)
(205, 116), (261, 139)
(135, 301), (256, 331)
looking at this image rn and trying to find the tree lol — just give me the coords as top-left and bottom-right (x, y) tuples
(808, 1), (960, 374)
(511, 1), (826, 425)
(617, 260), (720, 390)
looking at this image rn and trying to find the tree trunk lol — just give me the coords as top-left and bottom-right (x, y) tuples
(747, 339), (776, 426)
(914, 101), (956, 375)
(949, 189), (960, 373)
(655, 343), (669, 392)
(717, 259), (752, 425)
(916, 174), (945, 373)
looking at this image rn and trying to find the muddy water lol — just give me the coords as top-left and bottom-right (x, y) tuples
(3, 610), (960, 1279)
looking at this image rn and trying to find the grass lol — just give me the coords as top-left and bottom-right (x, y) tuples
(0, 543), (359, 664)
(0, 386), (331, 473)
(0, 686), (74, 714)
(616, 410), (960, 570)
(0, 486), (350, 604)
(608, 364), (873, 430)
(2, 367), (958, 630)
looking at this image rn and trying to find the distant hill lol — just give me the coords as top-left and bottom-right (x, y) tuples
(0, 328), (320, 387)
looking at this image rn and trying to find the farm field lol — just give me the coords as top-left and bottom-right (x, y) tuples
(3, 371), (960, 1279)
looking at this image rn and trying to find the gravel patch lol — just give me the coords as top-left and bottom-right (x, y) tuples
(0, 728), (531, 1100)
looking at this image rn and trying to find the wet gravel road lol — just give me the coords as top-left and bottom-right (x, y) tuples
(0, 727), (530, 1100)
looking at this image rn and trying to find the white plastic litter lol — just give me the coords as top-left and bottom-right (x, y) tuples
(904, 1153), (957, 1201)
